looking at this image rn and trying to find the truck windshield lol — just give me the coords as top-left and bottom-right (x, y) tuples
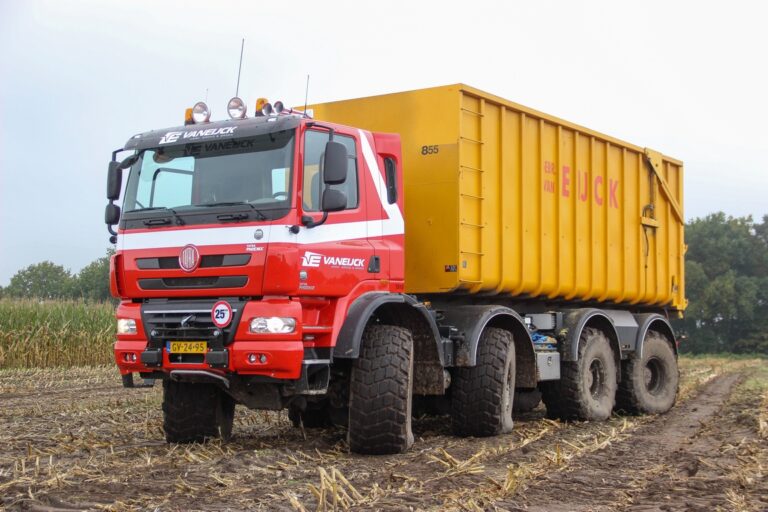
(122, 129), (295, 215)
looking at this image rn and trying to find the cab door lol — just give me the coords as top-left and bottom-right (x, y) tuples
(297, 128), (376, 297)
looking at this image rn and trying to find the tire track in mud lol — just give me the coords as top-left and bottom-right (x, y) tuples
(499, 372), (744, 512)
(0, 363), (759, 511)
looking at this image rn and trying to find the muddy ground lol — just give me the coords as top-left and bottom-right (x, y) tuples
(1, 357), (766, 511)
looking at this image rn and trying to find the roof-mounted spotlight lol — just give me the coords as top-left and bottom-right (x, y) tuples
(227, 97), (247, 119)
(191, 101), (211, 123)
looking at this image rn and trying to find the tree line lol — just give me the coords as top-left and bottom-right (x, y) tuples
(0, 213), (766, 353)
(0, 250), (114, 302)
(674, 213), (768, 354)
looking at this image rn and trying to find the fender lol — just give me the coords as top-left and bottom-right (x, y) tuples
(560, 309), (623, 363)
(334, 292), (442, 361)
(438, 305), (538, 388)
(633, 313), (677, 358)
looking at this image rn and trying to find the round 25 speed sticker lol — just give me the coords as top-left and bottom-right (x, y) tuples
(211, 301), (233, 328)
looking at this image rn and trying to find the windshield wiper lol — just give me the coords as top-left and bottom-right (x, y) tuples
(126, 206), (185, 226)
(196, 201), (267, 220)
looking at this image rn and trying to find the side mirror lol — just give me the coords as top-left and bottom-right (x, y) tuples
(322, 141), (347, 185)
(321, 188), (347, 212)
(107, 153), (139, 200)
(107, 161), (122, 200)
(105, 203), (121, 225)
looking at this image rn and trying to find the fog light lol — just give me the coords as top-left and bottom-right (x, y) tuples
(247, 353), (257, 364)
(117, 318), (137, 335)
(249, 317), (296, 334)
(259, 354), (267, 363)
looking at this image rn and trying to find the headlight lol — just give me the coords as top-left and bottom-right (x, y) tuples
(227, 97), (247, 119)
(117, 318), (137, 335)
(191, 101), (210, 123)
(249, 317), (296, 334)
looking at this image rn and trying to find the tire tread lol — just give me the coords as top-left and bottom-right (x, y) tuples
(452, 328), (515, 437)
(348, 324), (414, 455)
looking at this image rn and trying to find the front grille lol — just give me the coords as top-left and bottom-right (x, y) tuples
(136, 254), (251, 270)
(145, 309), (221, 340)
(141, 300), (245, 350)
(138, 276), (248, 290)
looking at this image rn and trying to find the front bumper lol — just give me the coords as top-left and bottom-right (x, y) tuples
(114, 298), (306, 380)
(115, 339), (305, 379)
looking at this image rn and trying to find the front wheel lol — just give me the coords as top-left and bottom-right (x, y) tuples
(616, 332), (678, 415)
(162, 380), (235, 443)
(348, 324), (414, 455)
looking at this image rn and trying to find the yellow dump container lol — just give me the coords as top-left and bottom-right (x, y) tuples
(309, 84), (686, 311)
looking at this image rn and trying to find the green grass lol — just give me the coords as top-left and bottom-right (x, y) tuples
(0, 299), (115, 368)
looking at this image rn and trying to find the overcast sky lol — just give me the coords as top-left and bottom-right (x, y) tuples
(1, 0), (766, 285)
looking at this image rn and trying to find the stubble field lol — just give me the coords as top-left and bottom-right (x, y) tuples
(1, 356), (766, 511)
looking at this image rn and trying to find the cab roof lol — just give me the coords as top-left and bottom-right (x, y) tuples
(123, 114), (304, 151)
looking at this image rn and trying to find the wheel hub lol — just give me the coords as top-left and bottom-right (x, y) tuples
(644, 357), (664, 395)
(588, 359), (604, 399)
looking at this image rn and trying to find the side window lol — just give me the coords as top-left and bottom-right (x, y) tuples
(303, 130), (358, 212)
(384, 157), (397, 204)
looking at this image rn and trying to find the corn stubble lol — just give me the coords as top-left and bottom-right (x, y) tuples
(0, 304), (765, 510)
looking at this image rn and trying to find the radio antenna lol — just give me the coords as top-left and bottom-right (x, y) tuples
(235, 38), (245, 97)
(303, 74), (310, 117)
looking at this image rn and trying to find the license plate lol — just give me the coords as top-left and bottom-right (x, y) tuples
(167, 341), (207, 354)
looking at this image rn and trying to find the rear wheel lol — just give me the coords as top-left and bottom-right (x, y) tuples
(616, 332), (678, 414)
(162, 380), (235, 443)
(348, 324), (414, 455)
(451, 327), (516, 436)
(541, 328), (616, 421)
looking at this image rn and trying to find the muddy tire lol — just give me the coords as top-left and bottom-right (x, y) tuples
(541, 328), (616, 421)
(513, 389), (542, 413)
(451, 327), (516, 437)
(616, 332), (678, 415)
(348, 324), (414, 455)
(162, 380), (235, 443)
